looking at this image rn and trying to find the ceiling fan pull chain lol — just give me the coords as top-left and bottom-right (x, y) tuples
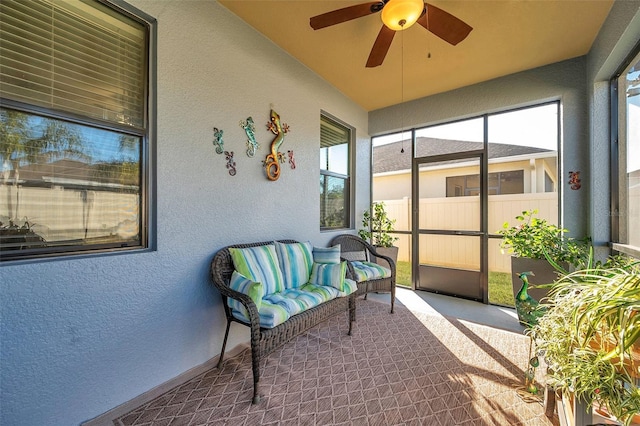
(401, 25), (406, 154)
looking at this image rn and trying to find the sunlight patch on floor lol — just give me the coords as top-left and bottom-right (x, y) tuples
(395, 288), (445, 318)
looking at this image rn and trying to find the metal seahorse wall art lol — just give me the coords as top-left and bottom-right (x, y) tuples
(239, 117), (260, 157)
(263, 109), (289, 181)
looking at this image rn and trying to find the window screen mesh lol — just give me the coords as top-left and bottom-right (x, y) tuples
(320, 174), (348, 229)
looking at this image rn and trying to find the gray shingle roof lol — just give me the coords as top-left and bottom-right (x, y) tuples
(373, 137), (553, 174)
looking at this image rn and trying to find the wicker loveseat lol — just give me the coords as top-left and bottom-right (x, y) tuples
(210, 239), (357, 404)
(329, 234), (396, 313)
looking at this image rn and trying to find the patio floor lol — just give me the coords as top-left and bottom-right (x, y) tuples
(113, 290), (556, 425)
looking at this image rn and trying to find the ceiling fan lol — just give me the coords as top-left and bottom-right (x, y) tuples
(310, 0), (472, 68)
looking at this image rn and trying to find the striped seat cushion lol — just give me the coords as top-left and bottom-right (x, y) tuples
(274, 241), (313, 289)
(351, 261), (391, 282)
(264, 288), (327, 316)
(298, 283), (341, 302)
(229, 244), (284, 295)
(340, 278), (358, 296)
(230, 300), (290, 329)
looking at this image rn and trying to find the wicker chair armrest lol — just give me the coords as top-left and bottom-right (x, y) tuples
(365, 246), (397, 278)
(330, 234), (396, 278)
(340, 256), (358, 281)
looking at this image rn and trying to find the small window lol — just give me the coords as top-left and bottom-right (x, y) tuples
(320, 114), (352, 230)
(446, 170), (524, 197)
(0, 0), (155, 261)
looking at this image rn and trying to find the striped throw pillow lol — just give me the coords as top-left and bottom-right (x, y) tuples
(229, 244), (284, 295)
(274, 241), (313, 289)
(313, 244), (341, 264)
(227, 271), (264, 318)
(310, 261), (347, 291)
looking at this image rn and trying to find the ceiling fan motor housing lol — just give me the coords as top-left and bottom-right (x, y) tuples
(380, 0), (425, 31)
(370, 1), (387, 13)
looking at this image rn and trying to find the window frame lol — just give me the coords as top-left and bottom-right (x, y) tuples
(611, 40), (640, 259)
(446, 170), (525, 197)
(0, 0), (157, 262)
(320, 112), (354, 232)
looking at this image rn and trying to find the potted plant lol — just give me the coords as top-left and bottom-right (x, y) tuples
(497, 209), (588, 304)
(529, 257), (640, 425)
(0, 219), (46, 251)
(359, 201), (399, 266)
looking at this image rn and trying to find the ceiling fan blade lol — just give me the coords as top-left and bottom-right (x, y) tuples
(417, 2), (472, 46)
(310, 2), (383, 30)
(366, 25), (396, 68)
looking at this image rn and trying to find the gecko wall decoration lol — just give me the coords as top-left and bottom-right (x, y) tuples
(568, 170), (581, 190)
(239, 117), (260, 157)
(212, 127), (224, 154)
(288, 150), (296, 169)
(225, 151), (236, 176)
(263, 109), (289, 181)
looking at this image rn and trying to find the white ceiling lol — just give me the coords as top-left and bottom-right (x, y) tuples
(219, 1), (614, 112)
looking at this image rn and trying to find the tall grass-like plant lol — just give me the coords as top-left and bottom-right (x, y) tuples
(529, 260), (640, 425)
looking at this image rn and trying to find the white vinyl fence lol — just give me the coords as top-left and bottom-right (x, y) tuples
(0, 185), (139, 242)
(377, 192), (558, 273)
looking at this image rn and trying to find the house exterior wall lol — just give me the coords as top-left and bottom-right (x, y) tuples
(373, 158), (553, 200)
(0, 1), (370, 425)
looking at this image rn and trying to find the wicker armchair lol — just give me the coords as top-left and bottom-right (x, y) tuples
(210, 240), (356, 404)
(329, 234), (396, 313)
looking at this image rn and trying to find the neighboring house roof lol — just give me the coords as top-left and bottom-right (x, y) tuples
(7, 159), (138, 188)
(373, 138), (554, 174)
(16, 159), (93, 182)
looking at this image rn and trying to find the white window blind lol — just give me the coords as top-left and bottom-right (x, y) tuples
(0, 0), (146, 127)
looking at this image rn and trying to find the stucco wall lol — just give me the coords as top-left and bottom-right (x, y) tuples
(586, 0), (640, 253)
(0, 1), (369, 425)
(369, 57), (589, 238)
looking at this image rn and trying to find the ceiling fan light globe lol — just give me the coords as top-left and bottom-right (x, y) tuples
(381, 0), (424, 31)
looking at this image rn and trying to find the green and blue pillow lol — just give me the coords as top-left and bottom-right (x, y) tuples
(227, 270), (264, 318)
(274, 241), (313, 289)
(229, 244), (284, 295)
(313, 244), (341, 264)
(310, 261), (347, 292)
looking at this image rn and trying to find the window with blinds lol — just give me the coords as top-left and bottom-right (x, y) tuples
(0, 0), (154, 261)
(1, 0), (146, 127)
(320, 114), (352, 230)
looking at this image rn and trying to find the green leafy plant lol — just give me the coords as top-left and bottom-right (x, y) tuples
(358, 201), (398, 248)
(529, 260), (640, 425)
(498, 209), (588, 266)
